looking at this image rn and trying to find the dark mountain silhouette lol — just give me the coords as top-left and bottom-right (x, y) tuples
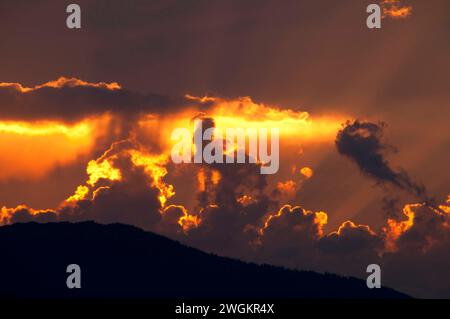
(0, 222), (409, 299)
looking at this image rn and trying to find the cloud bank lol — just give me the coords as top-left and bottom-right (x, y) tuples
(0, 78), (449, 298)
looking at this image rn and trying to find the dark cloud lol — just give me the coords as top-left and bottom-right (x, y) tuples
(0, 78), (208, 122)
(3, 206), (58, 224)
(336, 120), (427, 199)
(319, 221), (382, 254)
(256, 205), (324, 268)
(381, 203), (450, 297)
(186, 162), (272, 256)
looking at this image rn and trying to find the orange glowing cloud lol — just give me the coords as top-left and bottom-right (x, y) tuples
(86, 158), (122, 186)
(0, 77), (121, 93)
(129, 150), (175, 208)
(300, 167), (314, 179)
(381, 0), (412, 19)
(0, 204), (55, 225)
(332, 220), (376, 237)
(276, 180), (297, 199)
(237, 195), (254, 206)
(162, 204), (201, 232)
(0, 77), (126, 181)
(439, 195), (450, 214)
(314, 211), (328, 237)
(382, 203), (417, 252)
(134, 95), (348, 179)
(66, 185), (90, 202)
(63, 138), (178, 212)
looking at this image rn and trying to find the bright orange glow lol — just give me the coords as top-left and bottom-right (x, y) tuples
(237, 195), (254, 206)
(86, 158), (122, 186)
(300, 167), (314, 179)
(137, 96), (347, 156)
(0, 116), (110, 181)
(0, 121), (90, 137)
(209, 97), (345, 142)
(381, 0), (412, 19)
(261, 206), (286, 234)
(163, 204), (201, 232)
(66, 185), (89, 202)
(314, 211), (328, 237)
(179, 213), (200, 231)
(383, 203), (417, 252)
(276, 180), (297, 198)
(211, 170), (221, 185)
(197, 169), (206, 192)
(0, 205), (49, 225)
(439, 195), (450, 214)
(130, 150), (174, 208)
(196, 168), (220, 192)
(62, 143), (177, 210)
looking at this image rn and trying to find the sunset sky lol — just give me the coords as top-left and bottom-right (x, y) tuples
(0, 0), (449, 298)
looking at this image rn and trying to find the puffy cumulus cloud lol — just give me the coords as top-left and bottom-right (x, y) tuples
(260, 205), (327, 240)
(253, 204), (382, 274)
(336, 120), (427, 200)
(253, 197), (450, 298)
(384, 203), (450, 253)
(320, 221), (381, 254)
(315, 221), (384, 276)
(255, 205), (327, 268)
(57, 139), (170, 230)
(381, 202), (450, 298)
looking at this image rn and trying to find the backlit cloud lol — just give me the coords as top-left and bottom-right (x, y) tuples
(0, 78), (449, 298)
(381, 0), (413, 19)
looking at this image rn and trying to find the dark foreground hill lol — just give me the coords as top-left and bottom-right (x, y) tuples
(0, 222), (408, 299)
